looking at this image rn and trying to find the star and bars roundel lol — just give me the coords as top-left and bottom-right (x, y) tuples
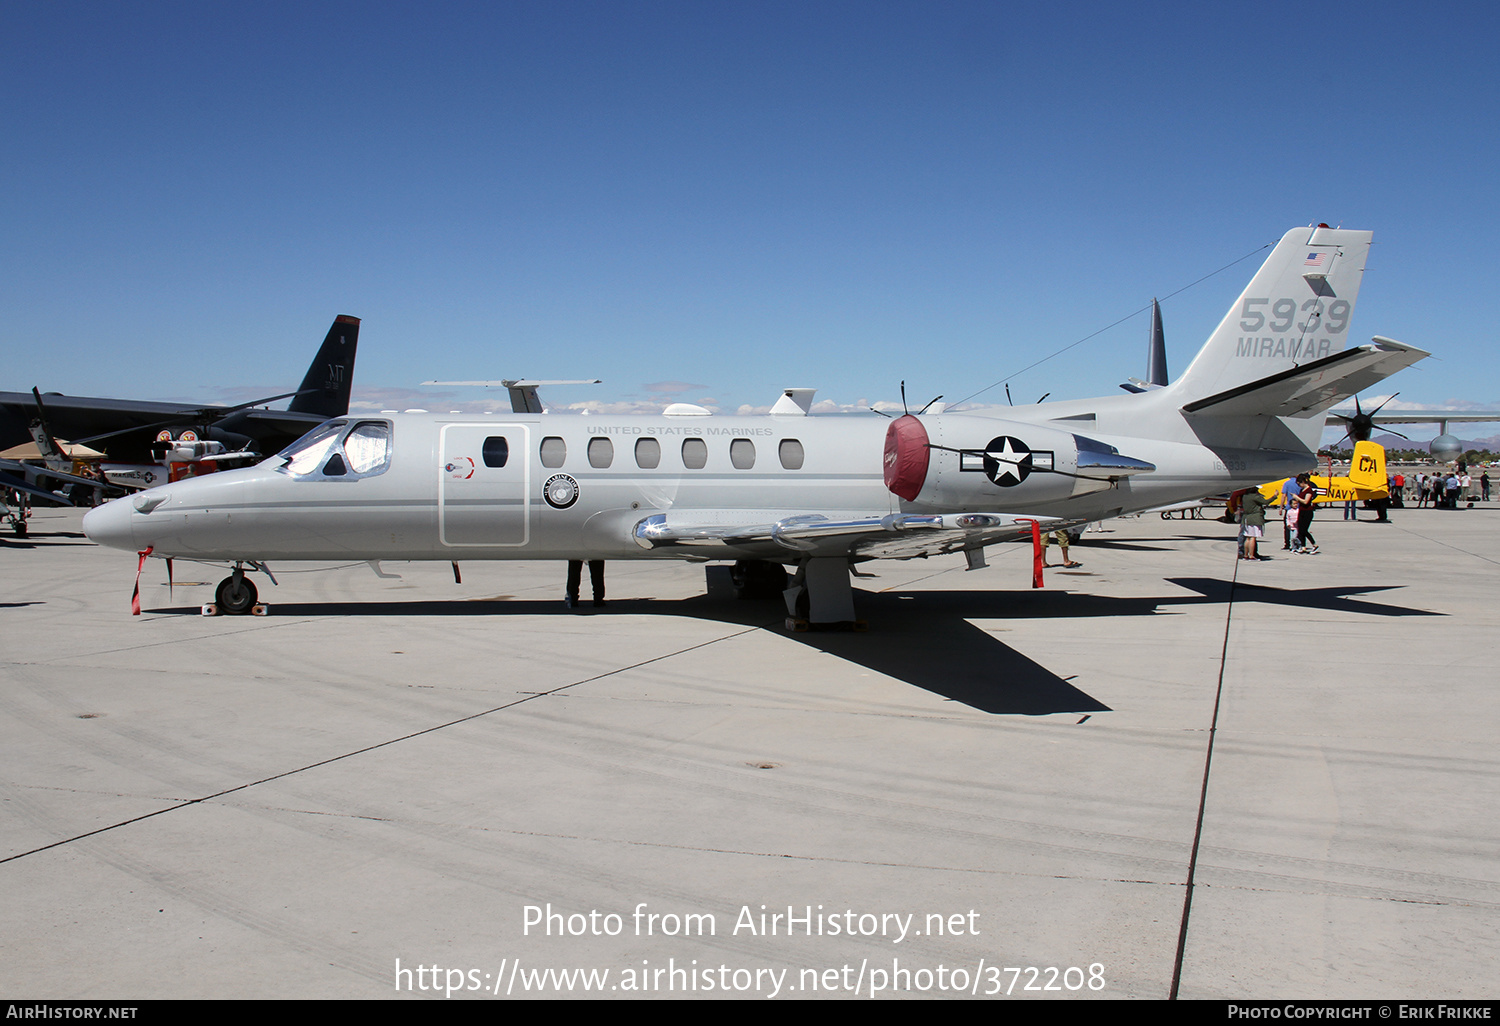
(956, 435), (1054, 487)
(983, 436), (1033, 486)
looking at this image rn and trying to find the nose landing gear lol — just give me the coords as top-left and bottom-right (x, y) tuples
(214, 568), (259, 615)
(208, 562), (274, 615)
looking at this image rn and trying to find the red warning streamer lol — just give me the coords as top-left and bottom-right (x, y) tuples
(132, 546), (154, 615)
(1018, 520), (1044, 588)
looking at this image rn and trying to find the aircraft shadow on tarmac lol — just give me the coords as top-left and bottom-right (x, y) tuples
(138, 574), (1437, 715)
(0, 530), (91, 550)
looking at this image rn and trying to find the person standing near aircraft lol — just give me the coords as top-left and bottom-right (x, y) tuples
(566, 560), (606, 609)
(1238, 487), (1273, 560)
(1293, 474), (1320, 554)
(1280, 475), (1301, 549)
(1043, 530), (1081, 569)
(1482, 471), (1491, 501)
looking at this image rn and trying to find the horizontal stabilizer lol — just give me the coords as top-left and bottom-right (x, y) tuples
(1181, 337), (1429, 420)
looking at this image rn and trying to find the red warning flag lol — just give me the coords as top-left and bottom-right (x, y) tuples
(132, 546), (154, 615)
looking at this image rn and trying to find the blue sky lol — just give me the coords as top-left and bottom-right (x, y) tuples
(4, 1), (1498, 436)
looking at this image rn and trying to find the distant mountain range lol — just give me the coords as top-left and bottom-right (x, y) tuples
(1373, 432), (1499, 452)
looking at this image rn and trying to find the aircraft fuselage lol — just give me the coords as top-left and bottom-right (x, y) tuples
(83, 404), (1311, 564)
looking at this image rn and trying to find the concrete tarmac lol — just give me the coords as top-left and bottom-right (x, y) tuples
(2, 503), (1496, 999)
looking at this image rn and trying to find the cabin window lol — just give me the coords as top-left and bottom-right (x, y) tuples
(481, 435), (509, 468)
(540, 436), (567, 468)
(681, 437), (707, 469)
(778, 438), (805, 470)
(729, 438), (756, 469)
(587, 437), (614, 468)
(635, 437), (661, 469)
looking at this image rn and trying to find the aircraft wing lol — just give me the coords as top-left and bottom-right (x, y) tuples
(0, 456), (102, 490)
(632, 510), (1062, 561)
(0, 457), (105, 505)
(1181, 337), (1430, 420)
(0, 470), (76, 505)
(1324, 408), (1500, 426)
(216, 407), (340, 439)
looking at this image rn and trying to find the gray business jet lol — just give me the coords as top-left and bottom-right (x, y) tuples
(84, 226), (1427, 623)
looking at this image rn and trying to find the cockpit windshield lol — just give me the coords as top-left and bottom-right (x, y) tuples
(276, 420), (392, 480)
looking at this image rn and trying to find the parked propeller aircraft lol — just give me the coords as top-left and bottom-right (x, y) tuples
(1258, 440), (1390, 507)
(0, 316), (361, 470)
(85, 226), (1428, 623)
(1324, 397), (1500, 460)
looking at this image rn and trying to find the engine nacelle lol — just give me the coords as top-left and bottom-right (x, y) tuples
(883, 413), (1157, 512)
(1430, 433), (1463, 460)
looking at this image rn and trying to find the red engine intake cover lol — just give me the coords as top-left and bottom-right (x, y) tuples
(883, 414), (930, 501)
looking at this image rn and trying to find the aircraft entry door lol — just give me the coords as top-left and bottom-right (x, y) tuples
(439, 423), (531, 547)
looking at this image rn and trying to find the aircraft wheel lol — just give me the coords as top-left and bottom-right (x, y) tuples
(216, 574), (258, 615)
(12, 519), (25, 537)
(731, 560), (788, 600)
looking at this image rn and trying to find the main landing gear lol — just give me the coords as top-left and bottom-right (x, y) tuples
(782, 557), (865, 632)
(725, 558), (865, 631)
(730, 559), (788, 600)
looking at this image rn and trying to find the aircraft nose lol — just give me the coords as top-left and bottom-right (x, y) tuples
(82, 497), (137, 551)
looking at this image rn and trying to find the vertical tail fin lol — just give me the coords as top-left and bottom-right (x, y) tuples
(288, 315), (360, 418)
(1172, 226), (1372, 405)
(1347, 440), (1386, 491)
(1147, 298), (1168, 386)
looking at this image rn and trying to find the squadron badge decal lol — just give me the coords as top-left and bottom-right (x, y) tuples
(544, 473), (580, 509)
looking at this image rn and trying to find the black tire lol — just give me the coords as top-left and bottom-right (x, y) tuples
(730, 560), (788, 600)
(216, 574), (258, 615)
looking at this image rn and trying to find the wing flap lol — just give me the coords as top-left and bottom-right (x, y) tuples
(633, 510), (1061, 561)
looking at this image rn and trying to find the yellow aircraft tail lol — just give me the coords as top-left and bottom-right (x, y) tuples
(1347, 441), (1386, 491)
(1259, 441), (1388, 506)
